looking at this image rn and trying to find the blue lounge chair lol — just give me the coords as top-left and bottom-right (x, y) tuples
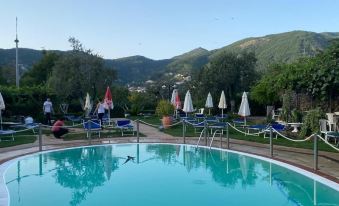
(327, 132), (339, 146)
(190, 121), (205, 133)
(205, 116), (219, 123)
(216, 114), (228, 121)
(83, 120), (101, 138)
(264, 124), (285, 139)
(209, 122), (227, 133)
(195, 113), (205, 121)
(0, 130), (15, 142)
(65, 115), (83, 126)
(116, 119), (134, 136)
(11, 117), (39, 134)
(233, 118), (245, 127)
(247, 124), (268, 136)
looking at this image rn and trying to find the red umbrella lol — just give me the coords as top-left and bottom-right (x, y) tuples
(175, 93), (181, 109)
(104, 86), (114, 110)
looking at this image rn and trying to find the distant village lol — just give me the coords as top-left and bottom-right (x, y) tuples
(127, 72), (192, 93)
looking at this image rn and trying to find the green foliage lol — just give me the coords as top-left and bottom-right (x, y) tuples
(291, 109), (303, 123)
(280, 90), (293, 122)
(0, 85), (56, 120)
(0, 66), (15, 85)
(251, 40), (339, 109)
(304, 40), (339, 104)
(21, 51), (59, 86)
(198, 51), (257, 103)
(300, 108), (325, 137)
(47, 37), (116, 100)
(127, 92), (147, 115)
(155, 100), (174, 117)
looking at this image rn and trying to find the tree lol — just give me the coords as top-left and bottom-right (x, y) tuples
(251, 40), (339, 112)
(48, 37), (116, 100)
(0, 66), (15, 85)
(20, 51), (59, 86)
(198, 52), (257, 105)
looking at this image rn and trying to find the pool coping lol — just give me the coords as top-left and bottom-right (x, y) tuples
(1, 142), (339, 206)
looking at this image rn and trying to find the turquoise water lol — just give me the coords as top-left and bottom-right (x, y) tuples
(4, 144), (339, 206)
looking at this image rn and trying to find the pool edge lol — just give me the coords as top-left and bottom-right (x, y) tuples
(1, 142), (339, 206)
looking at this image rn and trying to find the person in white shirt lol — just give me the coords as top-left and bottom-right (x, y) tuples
(43, 98), (54, 125)
(95, 100), (105, 128)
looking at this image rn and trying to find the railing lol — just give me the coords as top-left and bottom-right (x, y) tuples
(2, 117), (338, 173)
(179, 119), (339, 171)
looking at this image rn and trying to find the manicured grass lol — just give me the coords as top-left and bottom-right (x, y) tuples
(0, 135), (37, 148)
(129, 115), (338, 153)
(129, 115), (162, 127)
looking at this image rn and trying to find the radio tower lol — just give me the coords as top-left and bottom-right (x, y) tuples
(14, 17), (19, 88)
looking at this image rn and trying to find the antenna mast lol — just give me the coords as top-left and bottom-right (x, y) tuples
(15, 17), (19, 88)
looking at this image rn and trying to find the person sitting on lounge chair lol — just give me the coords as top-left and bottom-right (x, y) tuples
(52, 117), (69, 138)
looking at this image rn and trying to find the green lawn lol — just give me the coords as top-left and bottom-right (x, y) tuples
(0, 134), (37, 148)
(129, 115), (162, 127)
(129, 115), (338, 153)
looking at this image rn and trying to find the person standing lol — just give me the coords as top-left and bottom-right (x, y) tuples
(51, 117), (69, 138)
(43, 98), (53, 125)
(95, 100), (105, 128)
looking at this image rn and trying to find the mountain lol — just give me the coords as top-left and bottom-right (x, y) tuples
(166, 47), (210, 75)
(1, 31), (339, 85)
(0, 48), (43, 68)
(210, 31), (339, 71)
(105, 56), (171, 84)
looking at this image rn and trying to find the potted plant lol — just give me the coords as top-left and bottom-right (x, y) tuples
(156, 100), (174, 129)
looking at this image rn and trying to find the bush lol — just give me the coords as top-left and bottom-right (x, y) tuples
(156, 100), (174, 117)
(291, 109), (303, 123)
(0, 85), (56, 121)
(300, 108), (325, 137)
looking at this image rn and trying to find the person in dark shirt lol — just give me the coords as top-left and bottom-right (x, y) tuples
(52, 118), (68, 138)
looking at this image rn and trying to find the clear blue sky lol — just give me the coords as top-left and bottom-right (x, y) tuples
(1, 0), (338, 60)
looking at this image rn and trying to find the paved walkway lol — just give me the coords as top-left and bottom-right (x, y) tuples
(1, 121), (339, 183)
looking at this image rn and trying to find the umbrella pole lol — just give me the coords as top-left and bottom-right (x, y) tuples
(209, 108), (211, 116)
(108, 110), (111, 126)
(244, 117), (247, 126)
(222, 109), (223, 117)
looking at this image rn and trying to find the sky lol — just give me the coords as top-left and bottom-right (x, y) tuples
(1, 0), (339, 60)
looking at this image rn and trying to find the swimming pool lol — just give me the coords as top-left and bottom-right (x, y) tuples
(2, 143), (339, 206)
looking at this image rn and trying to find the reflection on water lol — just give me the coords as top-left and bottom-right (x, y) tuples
(47, 146), (119, 205)
(5, 144), (339, 206)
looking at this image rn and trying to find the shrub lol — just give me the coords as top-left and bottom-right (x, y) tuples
(0, 85), (56, 121)
(291, 109), (303, 123)
(300, 108), (325, 137)
(156, 100), (174, 117)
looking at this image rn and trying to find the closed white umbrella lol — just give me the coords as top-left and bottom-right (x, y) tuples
(238, 92), (251, 125)
(170, 89), (178, 106)
(0, 92), (5, 130)
(84, 93), (92, 117)
(218, 90), (227, 117)
(183, 90), (194, 116)
(171, 89), (181, 118)
(205, 92), (213, 115)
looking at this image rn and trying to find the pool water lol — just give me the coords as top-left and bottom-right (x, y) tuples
(4, 144), (339, 206)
